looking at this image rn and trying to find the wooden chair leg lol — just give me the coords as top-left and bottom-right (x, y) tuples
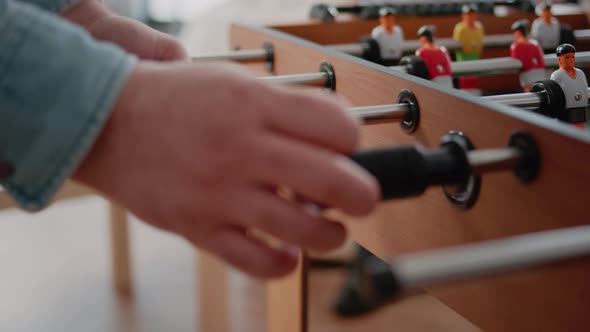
(109, 202), (133, 295)
(197, 251), (229, 332)
(267, 253), (309, 332)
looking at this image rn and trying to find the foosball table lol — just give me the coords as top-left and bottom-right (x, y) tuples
(190, 2), (590, 331)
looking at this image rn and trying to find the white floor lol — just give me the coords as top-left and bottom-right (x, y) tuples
(0, 197), (196, 332)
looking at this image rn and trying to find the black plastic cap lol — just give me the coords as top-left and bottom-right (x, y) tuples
(530, 79), (566, 118)
(379, 6), (397, 17)
(461, 4), (477, 14)
(538, 2), (552, 11)
(511, 19), (529, 36)
(360, 36), (383, 64)
(417, 25), (434, 42)
(556, 43), (576, 56)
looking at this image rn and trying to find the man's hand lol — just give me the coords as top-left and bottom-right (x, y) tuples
(74, 62), (380, 279)
(63, 0), (187, 61)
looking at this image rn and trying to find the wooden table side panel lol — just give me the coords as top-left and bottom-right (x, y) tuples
(267, 255), (308, 332)
(230, 24), (590, 332)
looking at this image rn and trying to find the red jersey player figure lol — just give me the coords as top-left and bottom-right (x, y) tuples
(510, 19), (546, 92)
(416, 25), (453, 88)
(550, 44), (588, 129)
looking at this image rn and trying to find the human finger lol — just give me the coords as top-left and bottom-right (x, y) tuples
(260, 85), (359, 154)
(153, 33), (189, 61)
(221, 188), (347, 251)
(202, 226), (300, 278)
(246, 133), (380, 215)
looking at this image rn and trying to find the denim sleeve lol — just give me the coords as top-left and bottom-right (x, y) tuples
(0, 0), (136, 211)
(17, 0), (80, 13)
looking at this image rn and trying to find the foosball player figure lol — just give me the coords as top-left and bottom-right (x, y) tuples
(416, 25), (454, 89)
(550, 43), (588, 129)
(531, 2), (561, 54)
(371, 7), (404, 66)
(453, 4), (484, 95)
(510, 19), (546, 92)
(333, 246), (398, 317)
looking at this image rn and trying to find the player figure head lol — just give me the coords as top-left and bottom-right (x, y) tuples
(461, 4), (478, 27)
(511, 19), (529, 41)
(417, 25), (435, 46)
(379, 7), (397, 33)
(556, 43), (576, 71)
(537, 2), (553, 22)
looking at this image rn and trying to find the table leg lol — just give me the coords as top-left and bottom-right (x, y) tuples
(267, 253), (308, 332)
(109, 202), (132, 295)
(198, 251), (230, 332)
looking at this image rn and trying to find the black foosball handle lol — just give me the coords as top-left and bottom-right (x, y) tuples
(350, 143), (470, 200)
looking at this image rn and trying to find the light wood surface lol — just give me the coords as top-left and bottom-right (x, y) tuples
(109, 202), (132, 295)
(198, 251), (230, 332)
(231, 22), (590, 332)
(267, 254), (308, 332)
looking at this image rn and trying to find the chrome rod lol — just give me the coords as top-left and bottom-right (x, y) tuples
(257, 72), (328, 87)
(468, 148), (521, 174)
(483, 92), (542, 108)
(451, 57), (522, 75)
(391, 225), (590, 290)
(575, 29), (590, 41)
(329, 29), (590, 55)
(330, 43), (364, 55)
(484, 88), (590, 108)
(192, 49), (269, 62)
(348, 104), (410, 120)
(390, 52), (590, 77)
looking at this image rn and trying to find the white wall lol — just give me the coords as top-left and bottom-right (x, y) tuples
(104, 0), (147, 19)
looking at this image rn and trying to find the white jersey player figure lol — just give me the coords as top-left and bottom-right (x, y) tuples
(550, 43), (588, 129)
(371, 7), (404, 66)
(531, 2), (561, 54)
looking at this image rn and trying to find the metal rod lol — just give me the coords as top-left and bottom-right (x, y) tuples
(450, 57), (522, 76)
(192, 49), (269, 62)
(468, 148), (521, 174)
(329, 43), (364, 55)
(329, 29), (590, 56)
(484, 88), (590, 108)
(348, 104), (410, 120)
(388, 52), (590, 77)
(483, 92), (542, 108)
(390, 225), (590, 290)
(191, 30), (590, 63)
(257, 72), (328, 87)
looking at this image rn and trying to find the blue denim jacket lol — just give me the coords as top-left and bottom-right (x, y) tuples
(0, 0), (136, 211)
